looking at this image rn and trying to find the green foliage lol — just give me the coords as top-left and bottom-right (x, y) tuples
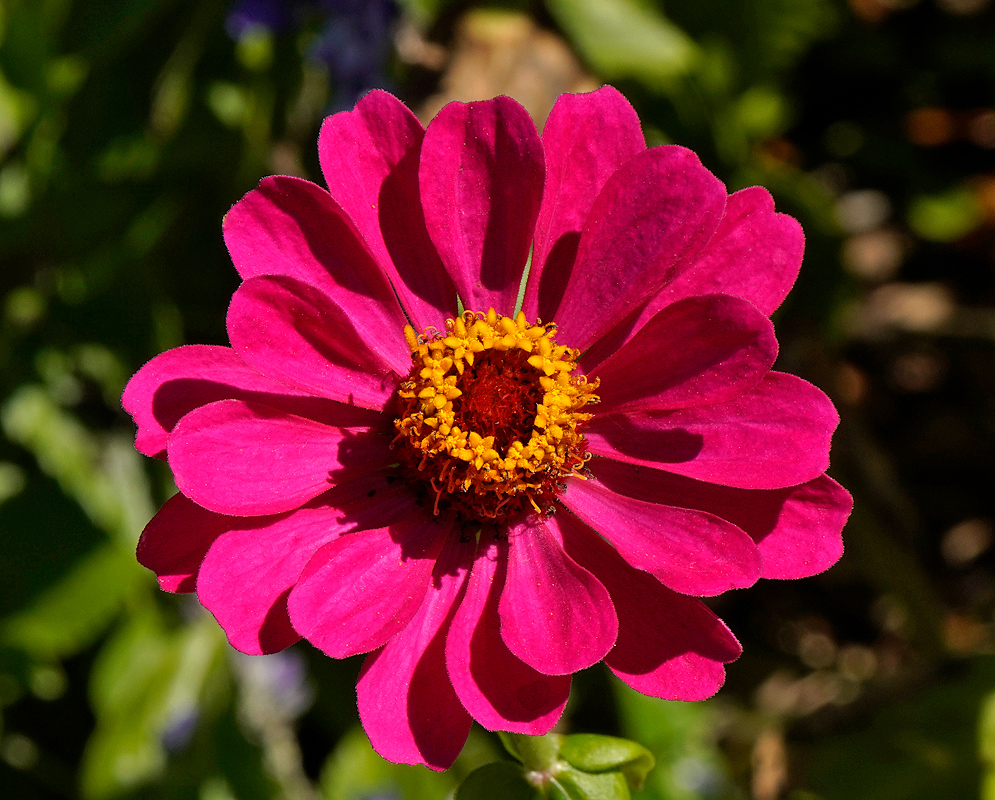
(476, 732), (655, 800)
(321, 727), (458, 800)
(907, 187), (983, 243)
(545, 0), (699, 87)
(456, 762), (537, 800)
(82, 612), (229, 799)
(559, 735), (655, 791)
(979, 690), (995, 800)
(614, 683), (732, 800)
(2, 544), (140, 661)
(805, 658), (995, 800)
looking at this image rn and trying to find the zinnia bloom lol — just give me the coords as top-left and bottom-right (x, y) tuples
(124, 87), (851, 770)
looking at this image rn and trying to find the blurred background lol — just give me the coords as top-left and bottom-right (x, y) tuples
(1, 0), (995, 797)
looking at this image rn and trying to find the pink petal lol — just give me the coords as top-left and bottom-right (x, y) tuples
(581, 187), (804, 364)
(357, 529), (475, 770)
(222, 175), (410, 370)
(167, 399), (388, 516)
(589, 459), (850, 579)
(556, 512), (741, 700)
(227, 275), (405, 410)
(223, 174), (369, 291)
(498, 518), (617, 675)
(590, 294), (777, 412)
(196, 473), (416, 655)
(750, 474), (849, 579)
(523, 86), (645, 322)
(419, 97), (545, 314)
(660, 186), (804, 316)
(560, 476), (761, 596)
(552, 146), (726, 352)
(287, 510), (449, 658)
(136, 492), (234, 593)
(122, 345), (380, 459)
(318, 90), (456, 330)
(584, 372), (839, 489)
(445, 527), (570, 734)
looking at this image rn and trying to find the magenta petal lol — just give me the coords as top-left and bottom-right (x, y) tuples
(589, 459), (850, 580)
(167, 399), (388, 516)
(498, 518), (617, 675)
(287, 511), (449, 658)
(196, 473), (416, 655)
(561, 476), (761, 596)
(222, 176), (410, 367)
(524, 86), (645, 322)
(445, 528), (570, 733)
(122, 345), (379, 459)
(318, 90), (456, 330)
(556, 512), (741, 700)
(224, 175), (377, 291)
(750, 475), (850, 579)
(660, 186), (804, 316)
(582, 187), (804, 365)
(137, 492), (234, 593)
(553, 146), (726, 351)
(419, 97), (545, 314)
(228, 275), (404, 409)
(585, 372), (839, 490)
(357, 529), (474, 770)
(590, 295), (778, 412)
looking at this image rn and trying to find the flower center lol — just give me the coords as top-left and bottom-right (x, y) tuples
(393, 309), (599, 523)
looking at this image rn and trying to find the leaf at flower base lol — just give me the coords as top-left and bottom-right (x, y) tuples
(558, 734), (655, 791)
(495, 733), (649, 800)
(500, 731), (562, 772)
(550, 767), (630, 800)
(455, 762), (537, 800)
(499, 730), (524, 761)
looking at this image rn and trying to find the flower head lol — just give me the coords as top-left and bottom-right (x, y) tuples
(124, 87), (851, 770)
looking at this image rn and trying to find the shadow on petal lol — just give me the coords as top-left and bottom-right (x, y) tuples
(586, 412), (704, 465)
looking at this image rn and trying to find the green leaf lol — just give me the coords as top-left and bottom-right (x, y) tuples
(545, 0), (698, 86)
(551, 767), (629, 800)
(456, 762), (537, 800)
(499, 730), (524, 761)
(502, 732), (563, 772)
(559, 734), (655, 790)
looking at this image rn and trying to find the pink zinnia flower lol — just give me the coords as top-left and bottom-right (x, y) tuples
(124, 87), (851, 770)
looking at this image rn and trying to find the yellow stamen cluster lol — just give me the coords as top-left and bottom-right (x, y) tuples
(394, 309), (599, 522)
